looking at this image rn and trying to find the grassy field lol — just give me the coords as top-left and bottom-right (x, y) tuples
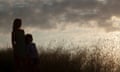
(0, 46), (120, 72)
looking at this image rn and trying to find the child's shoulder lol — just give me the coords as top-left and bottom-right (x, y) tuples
(31, 43), (36, 45)
(30, 43), (36, 47)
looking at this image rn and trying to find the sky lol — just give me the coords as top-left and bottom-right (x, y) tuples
(1, 0), (120, 49)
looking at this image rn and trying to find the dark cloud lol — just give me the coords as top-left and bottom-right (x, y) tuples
(0, 0), (120, 32)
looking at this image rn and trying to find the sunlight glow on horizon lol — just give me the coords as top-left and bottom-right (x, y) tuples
(111, 16), (120, 28)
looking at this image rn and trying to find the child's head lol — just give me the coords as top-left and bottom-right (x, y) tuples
(13, 18), (22, 31)
(25, 34), (33, 44)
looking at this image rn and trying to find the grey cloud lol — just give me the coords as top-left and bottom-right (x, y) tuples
(0, 0), (120, 32)
(12, 3), (32, 17)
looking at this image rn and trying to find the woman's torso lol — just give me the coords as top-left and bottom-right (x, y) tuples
(13, 29), (26, 57)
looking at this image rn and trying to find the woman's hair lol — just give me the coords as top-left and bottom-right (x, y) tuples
(13, 18), (22, 31)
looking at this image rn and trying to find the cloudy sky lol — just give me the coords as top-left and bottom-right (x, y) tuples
(1, 0), (120, 49)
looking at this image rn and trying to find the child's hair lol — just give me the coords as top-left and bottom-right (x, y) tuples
(13, 18), (22, 31)
(25, 34), (33, 44)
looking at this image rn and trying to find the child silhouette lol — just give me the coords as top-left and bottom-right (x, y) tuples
(25, 34), (39, 72)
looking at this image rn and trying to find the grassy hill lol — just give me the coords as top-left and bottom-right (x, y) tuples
(0, 46), (120, 72)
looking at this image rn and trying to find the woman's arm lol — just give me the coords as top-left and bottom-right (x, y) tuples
(12, 31), (16, 49)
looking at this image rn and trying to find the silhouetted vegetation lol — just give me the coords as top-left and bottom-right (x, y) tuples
(0, 46), (120, 72)
(0, 49), (13, 72)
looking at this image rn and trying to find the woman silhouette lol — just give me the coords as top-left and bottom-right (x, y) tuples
(12, 18), (26, 72)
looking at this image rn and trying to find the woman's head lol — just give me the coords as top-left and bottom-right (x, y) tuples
(13, 18), (22, 31)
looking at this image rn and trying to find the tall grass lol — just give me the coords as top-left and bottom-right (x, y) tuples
(0, 48), (13, 72)
(0, 46), (120, 72)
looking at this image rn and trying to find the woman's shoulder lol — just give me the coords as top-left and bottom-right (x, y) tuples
(15, 29), (24, 33)
(18, 29), (24, 32)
